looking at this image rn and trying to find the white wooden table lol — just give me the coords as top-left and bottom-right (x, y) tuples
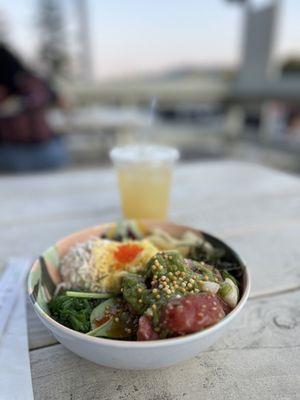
(1, 161), (300, 400)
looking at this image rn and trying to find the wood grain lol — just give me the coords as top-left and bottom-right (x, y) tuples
(1, 160), (299, 349)
(0, 161), (300, 400)
(2, 161), (300, 298)
(2, 161), (300, 228)
(30, 290), (300, 400)
(2, 161), (300, 398)
(27, 299), (56, 350)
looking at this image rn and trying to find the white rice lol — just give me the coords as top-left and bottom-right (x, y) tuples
(59, 238), (98, 292)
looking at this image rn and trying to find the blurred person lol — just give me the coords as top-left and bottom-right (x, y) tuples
(287, 109), (300, 139)
(0, 43), (68, 172)
(262, 102), (286, 140)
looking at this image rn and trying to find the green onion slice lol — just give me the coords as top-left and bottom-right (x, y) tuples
(66, 291), (114, 299)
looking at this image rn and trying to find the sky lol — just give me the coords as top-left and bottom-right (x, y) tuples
(0, 0), (299, 80)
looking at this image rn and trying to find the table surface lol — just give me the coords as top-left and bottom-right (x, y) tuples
(2, 160), (300, 400)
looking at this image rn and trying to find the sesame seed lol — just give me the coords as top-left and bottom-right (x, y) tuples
(189, 278), (195, 284)
(197, 312), (204, 318)
(187, 283), (193, 289)
(195, 288), (200, 293)
(159, 265), (163, 270)
(137, 288), (142, 293)
(204, 275), (209, 281)
(156, 294), (161, 299)
(138, 299), (142, 303)
(115, 317), (120, 322)
(161, 275), (166, 281)
(212, 307), (217, 310)
(152, 288), (158, 293)
(152, 304), (157, 310)
(181, 282), (187, 287)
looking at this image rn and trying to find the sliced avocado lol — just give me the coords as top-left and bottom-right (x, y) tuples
(90, 297), (116, 329)
(88, 297), (138, 339)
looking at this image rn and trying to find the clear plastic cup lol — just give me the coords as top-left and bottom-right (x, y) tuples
(110, 144), (179, 219)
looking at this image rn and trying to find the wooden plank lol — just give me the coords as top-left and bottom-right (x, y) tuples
(1, 161), (300, 227)
(4, 203), (296, 296)
(27, 299), (56, 350)
(222, 225), (300, 296)
(0, 168), (118, 227)
(2, 161), (300, 347)
(31, 345), (300, 400)
(30, 290), (300, 400)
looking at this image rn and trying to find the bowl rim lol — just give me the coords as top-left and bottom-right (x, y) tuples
(28, 221), (251, 349)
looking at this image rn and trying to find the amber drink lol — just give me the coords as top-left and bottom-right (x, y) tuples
(110, 145), (179, 219)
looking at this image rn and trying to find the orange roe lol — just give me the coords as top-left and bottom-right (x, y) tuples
(114, 243), (143, 264)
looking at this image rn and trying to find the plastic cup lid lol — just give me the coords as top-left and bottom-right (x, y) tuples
(110, 145), (179, 164)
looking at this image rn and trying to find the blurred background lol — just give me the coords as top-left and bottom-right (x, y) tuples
(0, 0), (300, 173)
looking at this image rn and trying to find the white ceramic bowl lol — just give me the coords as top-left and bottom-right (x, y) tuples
(28, 221), (250, 370)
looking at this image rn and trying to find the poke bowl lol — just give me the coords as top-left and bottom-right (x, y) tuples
(27, 220), (250, 370)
